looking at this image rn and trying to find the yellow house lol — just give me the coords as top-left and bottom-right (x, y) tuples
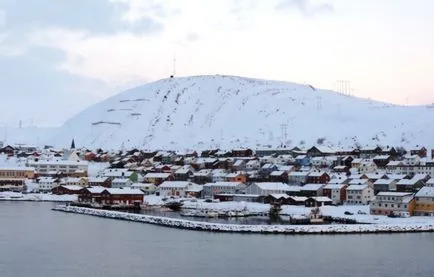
(0, 167), (36, 179)
(414, 187), (434, 216)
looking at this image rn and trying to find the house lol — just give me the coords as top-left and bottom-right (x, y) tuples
(370, 192), (415, 216)
(225, 172), (248, 183)
(245, 182), (291, 196)
(323, 184), (347, 205)
(410, 146), (427, 158)
(305, 197), (333, 207)
(0, 167), (36, 179)
(157, 181), (202, 197)
(306, 146), (335, 157)
(373, 179), (397, 194)
(0, 178), (26, 192)
(174, 166), (194, 181)
(365, 173), (387, 183)
(37, 177), (59, 193)
(306, 171), (330, 184)
(264, 194), (291, 204)
(333, 165), (349, 173)
(0, 145), (15, 156)
(299, 184), (324, 197)
(346, 184), (374, 205)
(295, 155), (310, 166)
(52, 185), (84, 195)
(231, 148), (253, 157)
(144, 172), (173, 185)
(193, 169), (213, 184)
(425, 178), (434, 187)
(246, 160), (261, 171)
(260, 164), (279, 176)
(414, 187), (434, 216)
(27, 160), (88, 176)
(288, 171), (309, 185)
(269, 171), (289, 183)
(359, 160), (378, 174)
(348, 179), (373, 188)
(130, 183), (156, 195)
(203, 182), (246, 199)
(373, 155), (391, 168)
(61, 177), (88, 187)
(386, 161), (403, 173)
(360, 146), (383, 158)
(396, 179), (424, 193)
(232, 160), (247, 171)
(287, 196), (308, 206)
(310, 157), (328, 168)
(87, 177), (112, 188)
(98, 188), (145, 205)
(111, 178), (133, 188)
(78, 186), (106, 203)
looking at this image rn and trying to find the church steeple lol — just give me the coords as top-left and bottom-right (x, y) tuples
(70, 138), (76, 149)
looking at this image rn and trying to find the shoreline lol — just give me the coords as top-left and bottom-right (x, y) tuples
(52, 205), (434, 235)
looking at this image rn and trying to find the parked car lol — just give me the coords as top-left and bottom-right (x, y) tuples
(357, 210), (367, 215)
(344, 211), (354, 215)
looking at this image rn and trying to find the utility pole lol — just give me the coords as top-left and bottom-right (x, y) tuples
(316, 96), (322, 110)
(280, 124), (288, 145)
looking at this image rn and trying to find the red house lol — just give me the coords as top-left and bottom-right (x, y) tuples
(306, 172), (330, 184)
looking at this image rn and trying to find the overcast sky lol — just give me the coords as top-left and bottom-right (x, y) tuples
(0, 0), (433, 127)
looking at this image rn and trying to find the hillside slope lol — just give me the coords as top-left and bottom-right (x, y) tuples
(48, 75), (434, 150)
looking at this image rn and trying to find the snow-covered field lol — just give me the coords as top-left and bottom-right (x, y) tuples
(0, 192), (77, 202)
(53, 205), (434, 234)
(144, 196), (434, 225)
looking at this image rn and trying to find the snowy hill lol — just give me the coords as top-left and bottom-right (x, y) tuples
(47, 75), (434, 150)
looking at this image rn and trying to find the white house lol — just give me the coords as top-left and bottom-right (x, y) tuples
(346, 184), (374, 205)
(111, 178), (133, 189)
(288, 171), (309, 185)
(130, 183), (156, 195)
(37, 177), (57, 193)
(158, 181), (202, 197)
(245, 182), (291, 196)
(27, 160), (88, 176)
(203, 182), (246, 198)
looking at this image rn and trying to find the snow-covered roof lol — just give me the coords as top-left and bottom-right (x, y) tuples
(254, 182), (291, 191)
(87, 186), (106, 194)
(59, 185), (83, 191)
(349, 179), (369, 185)
(159, 181), (195, 188)
(347, 184), (368, 191)
(203, 182), (243, 188)
(415, 187), (434, 197)
(374, 179), (395, 185)
(105, 188), (144, 195)
(300, 184), (324, 191)
(377, 192), (413, 197)
(270, 171), (286, 176)
(308, 171), (328, 177)
(324, 184), (346, 189)
(144, 173), (171, 178)
(0, 166), (35, 171)
(288, 171), (309, 177)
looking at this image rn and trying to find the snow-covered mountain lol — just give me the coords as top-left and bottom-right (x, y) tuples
(48, 75), (434, 150)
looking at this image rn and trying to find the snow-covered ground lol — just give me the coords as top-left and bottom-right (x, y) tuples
(44, 75), (434, 150)
(144, 196), (434, 225)
(0, 192), (77, 202)
(53, 205), (434, 234)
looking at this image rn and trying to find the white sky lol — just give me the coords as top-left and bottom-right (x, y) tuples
(0, 0), (433, 126)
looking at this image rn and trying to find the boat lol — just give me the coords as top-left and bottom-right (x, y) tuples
(164, 201), (183, 211)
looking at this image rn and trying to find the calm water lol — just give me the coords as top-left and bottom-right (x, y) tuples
(1, 202), (434, 277)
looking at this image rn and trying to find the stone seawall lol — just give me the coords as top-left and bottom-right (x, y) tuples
(52, 205), (434, 235)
